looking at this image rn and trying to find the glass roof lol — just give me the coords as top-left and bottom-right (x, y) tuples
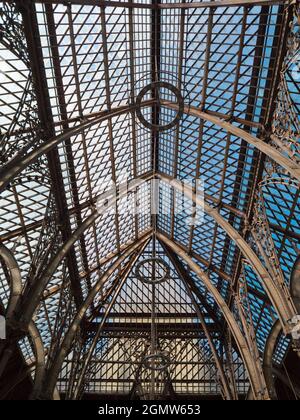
(0, 0), (299, 400)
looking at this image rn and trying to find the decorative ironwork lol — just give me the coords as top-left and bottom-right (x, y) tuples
(0, 2), (41, 165)
(271, 3), (300, 164)
(250, 178), (293, 310)
(234, 263), (269, 399)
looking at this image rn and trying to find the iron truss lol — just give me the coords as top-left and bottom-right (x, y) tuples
(0, 0), (299, 400)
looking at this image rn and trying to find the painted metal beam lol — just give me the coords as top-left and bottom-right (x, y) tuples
(291, 255), (300, 313)
(28, 0), (155, 8)
(163, 102), (300, 181)
(27, 321), (46, 400)
(0, 100), (154, 194)
(41, 233), (152, 399)
(159, 0), (291, 9)
(19, 0), (84, 308)
(263, 320), (282, 400)
(157, 232), (269, 400)
(45, 2), (93, 296)
(161, 240), (234, 400)
(156, 174), (298, 333)
(25, 0), (290, 9)
(72, 240), (149, 400)
(14, 176), (152, 329)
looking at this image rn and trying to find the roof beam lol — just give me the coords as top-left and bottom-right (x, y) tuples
(156, 174), (297, 331)
(29, 0), (155, 8)
(18, 0), (84, 308)
(13, 177), (153, 330)
(163, 102), (300, 181)
(27, 0), (291, 9)
(72, 241), (149, 400)
(159, 0), (291, 9)
(161, 240), (234, 400)
(41, 233), (152, 399)
(159, 239), (224, 329)
(157, 232), (269, 400)
(0, 100), (154, 194)
(86, 322), (220, 334)
(45, 3), (93, 294)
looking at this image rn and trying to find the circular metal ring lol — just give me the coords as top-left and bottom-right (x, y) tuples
(143, 353), (170, 372)
(135, 257), (170, 285)
(136, 81), (184, 132)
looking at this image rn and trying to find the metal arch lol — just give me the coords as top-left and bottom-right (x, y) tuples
(15, 175), (153, 329)
(160, 238), (235, 400)
(0, 247), (45, 399)
(156, 174), (298, 334)
(263, 320), (282, 400)
(3, 97), (297, 198)
(163, 102), (300, 182)
(72, 240), (150, 400)
(27, 321), (46, 400)
(0, 100), (154, 194)
(164, 247), (235, 400)
(41, 233), (152, 400)
(0, 244), (23, 381)
(0, 321), (45, 400)
(156, 232), (269, 400)
(0, 244), (22, 320)
(9, 172), (298, 334)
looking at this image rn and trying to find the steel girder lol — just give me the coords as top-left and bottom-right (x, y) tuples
(0, 100), (298, 327)
(263, 320), (282, 400)
(164, 102), (300, 182)
(1, 171), (297, 393)
(13, 176), (152, 329)
(0, 321), (46, 400)
(0, 100), (154, 194)
(0, 244), (23, 379)
(41, 233), (152, 399)
(0, 170), (297, 397)
(156, 174), (298, 334)
(158, 0), (291, 9)
(161, 240), (235, 400)
(18, 0), (84, 309)
(0, 0), (298, 399)
(27, 321), (46, 400)
(71, 240), (150, 400)
(157, 233), (269, 400)
(291, 256), (300, 313)
(26, 0), (291, 9)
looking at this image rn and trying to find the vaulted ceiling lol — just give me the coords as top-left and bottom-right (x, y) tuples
(0, 0), (299, 400)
